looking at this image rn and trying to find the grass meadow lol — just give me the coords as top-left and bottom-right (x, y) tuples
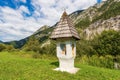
(0, 52), (120, 80)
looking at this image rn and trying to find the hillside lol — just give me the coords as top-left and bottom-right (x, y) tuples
(4, 0), (120, 49)
(0, 52), (120, 80)
(4, 38), (28, 48)
(83, 15), (120, 40)
(0, 40), (3, 43)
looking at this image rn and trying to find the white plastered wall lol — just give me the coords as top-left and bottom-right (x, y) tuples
(54, 40), (79, 74)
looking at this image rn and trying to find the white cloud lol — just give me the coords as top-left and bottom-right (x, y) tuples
(32, 0), (97, 25)
(19, 6), (30, 14)
(0, 6), (41, 41)
(0, 0), (97, 42)
(21, 0), (26, 3)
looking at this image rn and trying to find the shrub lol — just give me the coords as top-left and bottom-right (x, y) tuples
(79, 55), (114, 69)
(5, 45), (15, 51)
(75, 17), (91, 29)
(92, 30), (120, 56)
(32, 53), (41, 59)
(0, 44), (6, 52)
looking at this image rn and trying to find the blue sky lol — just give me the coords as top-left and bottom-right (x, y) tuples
(0, 0), (106, 42)
(97, 0), (102, 3)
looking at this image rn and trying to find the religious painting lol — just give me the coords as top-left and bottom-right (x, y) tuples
(60, 44), (66, 55)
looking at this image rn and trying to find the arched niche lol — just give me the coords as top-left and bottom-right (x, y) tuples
(60, 43), (66, 55)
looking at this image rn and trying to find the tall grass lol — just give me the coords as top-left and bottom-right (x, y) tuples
(78, 55), (115, 69)
(0, 52), (120, 80)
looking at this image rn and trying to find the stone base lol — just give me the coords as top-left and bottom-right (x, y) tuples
(53, 67), (79, 74)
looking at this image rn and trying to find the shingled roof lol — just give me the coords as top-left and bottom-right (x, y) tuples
(50, 11), (80, 40)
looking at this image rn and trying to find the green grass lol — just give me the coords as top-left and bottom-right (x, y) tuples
(0, 52), (120, 80)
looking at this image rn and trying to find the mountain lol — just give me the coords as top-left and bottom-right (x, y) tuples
(83, 15), (120, 40)
(4, 0), (120, 48)
(4, 38), (28, 48)
(0, 40), (3, 43)
(33, 25), (49, 35)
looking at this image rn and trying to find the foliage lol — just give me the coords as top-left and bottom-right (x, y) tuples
(0, 52), (120, 80)
(92, 30), (120, 56)
(76, 40), (95, 57)
(4, 39), (28, 49)
(76, 30), (120, 68)
(116, 55), (120, 63)
(39, 40), (56, 55)
(79, 55), (114, 69)
(23, 35), (56, 56)
(93, 1), (120, 22)
(23, 36), (40, 52)
(0, 44), (6, 52)
(0, 43), (15, 52)
(75, 17), (91, 29)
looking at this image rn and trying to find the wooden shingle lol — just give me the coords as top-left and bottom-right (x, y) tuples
(50, 11), (80, 40)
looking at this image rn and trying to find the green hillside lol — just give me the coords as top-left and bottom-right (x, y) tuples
(0, 52), (120, 80)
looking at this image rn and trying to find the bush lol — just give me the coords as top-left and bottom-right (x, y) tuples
(39, 41), (56, 55)
(0, 43), (16, 52)
(79, 55), (114, 69)
(23, 36), (40, 52)
(75, 17), (91, 29)
(92, 30), (120, 56)
(5, 45), (15, 51)
(0, 44), (6, 52)
(32, 53), (41, 59)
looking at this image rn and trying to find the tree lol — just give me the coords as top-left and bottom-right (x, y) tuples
(92, 30), (120, 56)
(0, 44), (6, 52)
(23, 36), (40, 52)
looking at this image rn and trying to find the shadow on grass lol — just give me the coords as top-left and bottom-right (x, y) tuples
(50, 61), (59, 67)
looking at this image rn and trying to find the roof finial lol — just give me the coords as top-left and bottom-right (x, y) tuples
(62, 8), (68, 18)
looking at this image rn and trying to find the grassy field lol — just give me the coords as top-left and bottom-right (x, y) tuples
(0, 52), (120, 80)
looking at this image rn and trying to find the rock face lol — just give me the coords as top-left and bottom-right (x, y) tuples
(69, 0), (120, 40)
(114, 0), (120, 2)
(71, 1), (105, 24)
(83, 15), (120, 40)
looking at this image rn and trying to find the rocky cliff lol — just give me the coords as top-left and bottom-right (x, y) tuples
(84, 15), (120, 40)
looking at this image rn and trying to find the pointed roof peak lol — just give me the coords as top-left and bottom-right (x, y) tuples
(61, 11), (68, 18)
(50, 10), (80, 40)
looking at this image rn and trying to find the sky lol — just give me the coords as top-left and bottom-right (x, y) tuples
(0, 0), (106, 42)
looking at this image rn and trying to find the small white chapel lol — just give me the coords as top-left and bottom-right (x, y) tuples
(50, 11), (80, 74)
